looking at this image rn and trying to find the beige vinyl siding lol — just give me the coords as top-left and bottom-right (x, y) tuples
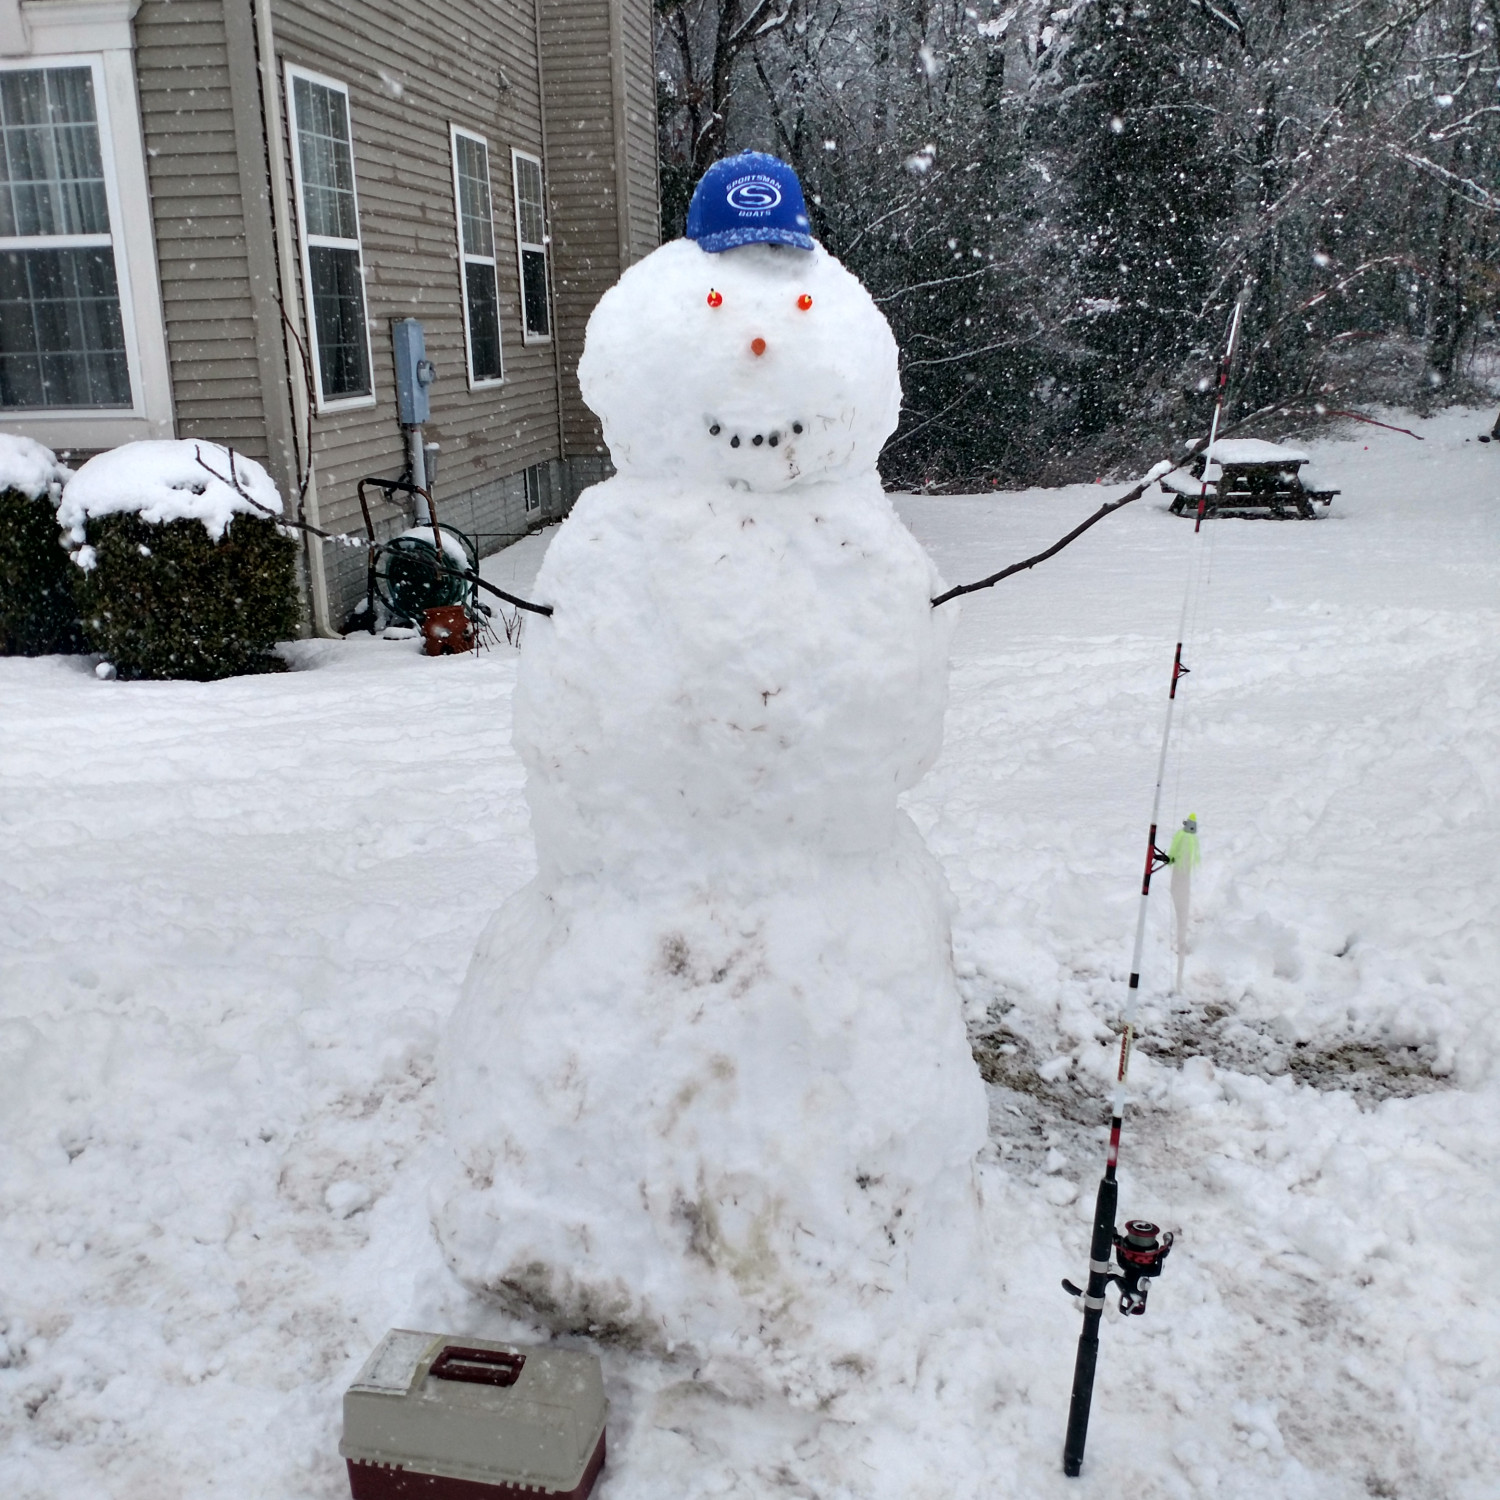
(538, 0), (620, 459)
(620, 0), (660, 265)
(137, 0), (656, 626)
(135, 0), (270, 456)
(269, 0), (562, 549)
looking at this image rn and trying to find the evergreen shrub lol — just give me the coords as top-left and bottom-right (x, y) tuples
(78, 510), (297, 681)
(0, 486), (83, 656)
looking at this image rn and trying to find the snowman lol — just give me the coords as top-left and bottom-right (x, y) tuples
(433, 154), (989, 1409)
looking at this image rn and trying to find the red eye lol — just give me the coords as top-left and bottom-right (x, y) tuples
(707, 289), (723, 308)
(797, 294), (813, 311)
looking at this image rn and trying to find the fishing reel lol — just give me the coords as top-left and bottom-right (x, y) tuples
(1113, 1220), (1173, 1313)
(1063, 1219), (1174, 1316)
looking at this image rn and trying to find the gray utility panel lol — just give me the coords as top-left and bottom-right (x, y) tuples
(392, 318), (437, 427)
(341, 1329), (606, 1500)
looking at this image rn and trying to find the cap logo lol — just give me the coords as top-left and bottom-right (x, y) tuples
(686, 152), (813, 251)
(726, 175), (783, 214)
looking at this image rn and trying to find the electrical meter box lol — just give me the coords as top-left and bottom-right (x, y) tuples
(340, 1329), (606, 1500)
(392, 318), (436, 426)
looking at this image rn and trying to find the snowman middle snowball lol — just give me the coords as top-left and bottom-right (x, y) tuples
(434, 235), (989, 1408)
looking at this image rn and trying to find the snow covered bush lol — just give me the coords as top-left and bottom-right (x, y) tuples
(0, 435), (80, 656)
(59, 441), (297, 681)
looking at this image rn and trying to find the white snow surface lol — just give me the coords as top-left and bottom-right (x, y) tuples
(1, 411), (1498, 1498)
(58, 440), (284, 543)
(0, 433), (71, 500)
(437, 238), (988, 1410)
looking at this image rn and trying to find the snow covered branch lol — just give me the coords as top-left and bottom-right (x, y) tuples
(1362, 0), (1447, 53)
(1188, 0), (1246, 42)
(1385, 143), (1500, 211)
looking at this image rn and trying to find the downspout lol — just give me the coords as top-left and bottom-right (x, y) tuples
(646, 0), (660, 252)
(607, 0), (631, 265)
(533, 0), (568, 497)
(252, 0), (335, 637)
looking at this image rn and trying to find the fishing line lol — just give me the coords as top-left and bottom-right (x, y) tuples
(1167, 476), (1220, 985)
(1154, 510), (1216, 1254)
(1159, 490), (1220, 1244)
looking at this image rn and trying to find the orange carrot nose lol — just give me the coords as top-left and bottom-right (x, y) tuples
(750, 337), (767, 356)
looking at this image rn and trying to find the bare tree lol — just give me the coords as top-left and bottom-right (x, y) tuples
(655, 0), (1500, 487)
(657, 0), (801, 231)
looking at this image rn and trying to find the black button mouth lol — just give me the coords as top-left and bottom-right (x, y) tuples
(709, 422), (801, 450)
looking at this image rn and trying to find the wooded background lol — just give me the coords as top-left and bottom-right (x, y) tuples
(655, 1), (1500, 487)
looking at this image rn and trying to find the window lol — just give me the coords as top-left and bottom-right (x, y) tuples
(285, 66), (373, 409)
(523, 464), (542, 514)
(0, 64), (131, 410)
(450, 127), (503, 386)
(511, 149), (550, 342)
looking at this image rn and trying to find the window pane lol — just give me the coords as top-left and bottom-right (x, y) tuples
(455, 136), (494, 260)
(308, 243), (370, 398)
(293, 77), (359, 241)
(464, 259), (501, 381)
(0, 68), (109, 238)
(514, 155), (545, 247)
(0, 247), (130, 408)
(521, 247), (549, 338)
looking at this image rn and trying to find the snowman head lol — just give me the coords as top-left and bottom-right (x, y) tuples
(578, 236), (901, 492)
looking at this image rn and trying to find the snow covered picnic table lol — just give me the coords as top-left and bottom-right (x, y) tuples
(1161, 437), (1340, 518)
(1, 410), (1497, 1499)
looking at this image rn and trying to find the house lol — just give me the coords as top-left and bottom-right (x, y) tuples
(0, 0), (659, 630)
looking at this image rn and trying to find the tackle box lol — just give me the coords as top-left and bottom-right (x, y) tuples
(340, 1329), (607, 1500)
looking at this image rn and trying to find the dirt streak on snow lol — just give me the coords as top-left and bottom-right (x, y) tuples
(1, 419), (1496, 1499)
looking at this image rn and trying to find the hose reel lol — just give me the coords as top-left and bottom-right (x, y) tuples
(347, 476), (484, 639)
(375, 524), (478, 623)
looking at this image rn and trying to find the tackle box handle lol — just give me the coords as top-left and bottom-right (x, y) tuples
(427, 1345), (526, 1388)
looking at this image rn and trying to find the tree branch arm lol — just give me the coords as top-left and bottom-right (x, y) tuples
(931, 463), (1174, 607)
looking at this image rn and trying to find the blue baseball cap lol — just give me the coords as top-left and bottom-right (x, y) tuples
(686, 152), (815, 253)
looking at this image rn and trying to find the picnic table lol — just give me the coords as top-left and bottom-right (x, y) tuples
(1160, 438), (1339, 519)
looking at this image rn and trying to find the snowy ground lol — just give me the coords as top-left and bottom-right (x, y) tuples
(2, 409), (1496, 1498)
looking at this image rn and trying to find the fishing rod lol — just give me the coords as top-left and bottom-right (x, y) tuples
(1059, 291), (1246, 1478)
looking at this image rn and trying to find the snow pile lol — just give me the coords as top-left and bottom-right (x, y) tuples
(434, 237), (990, 1410)
(0, 433), (71, 500)
(58, 440), (283, 546)
(577, 239), (900, 491)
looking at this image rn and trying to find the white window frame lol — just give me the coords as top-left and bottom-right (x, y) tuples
(284, 62), (375, 414)
(523, 464), (542, 514)
(449, 125), (504, 390)
(0, 22), (174, 449)
(510, 147), (551, 346)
